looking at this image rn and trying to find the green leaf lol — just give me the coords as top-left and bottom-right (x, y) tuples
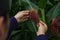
(38, 0), (48, 8)
(47, 2), (60, 23)
(21, 0), (40, 10)
(26, 20), (38, 32)
(9, 0), (12, 10)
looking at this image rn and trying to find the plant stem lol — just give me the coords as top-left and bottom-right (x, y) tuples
(40, 8), (46, 22)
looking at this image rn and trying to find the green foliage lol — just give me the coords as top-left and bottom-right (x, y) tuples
(47, 2), (60, 23)
(9, 0), (60, 40)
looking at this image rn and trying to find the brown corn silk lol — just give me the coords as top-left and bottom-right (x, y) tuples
(29, 9), (40, 24)
(51, 17), (59, 36)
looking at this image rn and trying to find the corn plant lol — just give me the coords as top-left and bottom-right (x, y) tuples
(9, 0), (60, 40)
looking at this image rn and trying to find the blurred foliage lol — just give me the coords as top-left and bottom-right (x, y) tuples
(9, 0), (60, 40)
